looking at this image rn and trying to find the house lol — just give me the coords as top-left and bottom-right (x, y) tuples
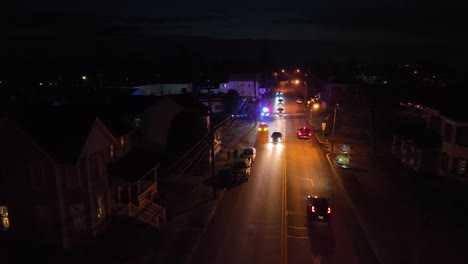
(0, 106), (119, 249)
(0, 103), (168, 250)
(218, 74), (260, 99)
(95, 100), (166, 231)
(391, 103), (468, 180)
(99, 94), (208, 154)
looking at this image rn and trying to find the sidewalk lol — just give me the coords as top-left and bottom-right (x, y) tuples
(310, 112), (468, 264)
(149, 118), (257, 264)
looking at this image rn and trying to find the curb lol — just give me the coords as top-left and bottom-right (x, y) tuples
(185, 189), (226, 264)
(325, 154), (384, 264)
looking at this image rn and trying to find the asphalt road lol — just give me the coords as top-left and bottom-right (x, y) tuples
(188, 92), (379, 264)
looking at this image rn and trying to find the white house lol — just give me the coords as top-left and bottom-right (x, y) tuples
(218, 74), (260, 99)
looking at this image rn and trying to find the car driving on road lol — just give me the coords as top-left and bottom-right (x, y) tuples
(277, 107), (284, 116)
(306, 195), (332, 223)
(270, 132), (283, 143)
(258, 123), (269, 132)
(297, 126), (312, 139)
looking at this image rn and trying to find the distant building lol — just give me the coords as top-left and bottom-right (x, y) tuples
(132, 83), (193, 96)
(218, 74), (260, 99)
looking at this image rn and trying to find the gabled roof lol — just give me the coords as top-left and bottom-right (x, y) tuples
(9, 104), (99, 164)
(166, 94), (209, 115)
(84, 95), (165, 137)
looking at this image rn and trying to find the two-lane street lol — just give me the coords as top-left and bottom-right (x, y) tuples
(189, 91), (379, 264)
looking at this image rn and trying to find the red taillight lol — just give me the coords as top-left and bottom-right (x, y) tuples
(311, 205), (315, 212)
(298, 132), (302, 136)
(308, 132), (312, 136)
(327, 207), (331, 214)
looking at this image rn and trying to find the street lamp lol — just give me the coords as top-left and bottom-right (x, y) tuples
(309, 102), (319, 119)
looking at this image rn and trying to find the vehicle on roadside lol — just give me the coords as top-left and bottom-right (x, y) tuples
(231, 161), (251, 180)
(306, 195), (332, 223)
(270, 132), (283, 143)
(240, 147), (256, 162)
(297, 126), (312, 139)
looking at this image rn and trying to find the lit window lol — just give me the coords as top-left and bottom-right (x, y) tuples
(109, 145), (115, 160)
(97, 195), (105, 221)
(120, 137), (125, 152)
(0, 206), (10, 230)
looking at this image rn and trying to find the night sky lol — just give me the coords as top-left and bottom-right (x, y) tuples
(2, 1), (466, 70)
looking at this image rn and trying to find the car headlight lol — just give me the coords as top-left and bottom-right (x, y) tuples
(278, 138), (282, 142)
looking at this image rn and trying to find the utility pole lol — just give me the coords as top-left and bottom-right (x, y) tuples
(304, 81), (308, 102)
(208, 86), (217, 199)
(331, 104), (338, 154)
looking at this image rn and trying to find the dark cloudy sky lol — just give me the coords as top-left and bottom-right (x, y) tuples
(2, 1), (466, 69)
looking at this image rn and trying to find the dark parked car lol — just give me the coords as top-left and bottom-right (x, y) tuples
(232, 161), (251, 180)
(306, 195), (332, 223)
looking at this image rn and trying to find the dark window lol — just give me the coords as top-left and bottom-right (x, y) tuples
(441, 152), (449, 172)
(455, 127), (468, 147)
(444, 124), (453, 143)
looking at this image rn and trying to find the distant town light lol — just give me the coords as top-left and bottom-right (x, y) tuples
(81, 75), (87, 80)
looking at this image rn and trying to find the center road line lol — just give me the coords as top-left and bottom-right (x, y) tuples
(281, 154), (288, 264)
